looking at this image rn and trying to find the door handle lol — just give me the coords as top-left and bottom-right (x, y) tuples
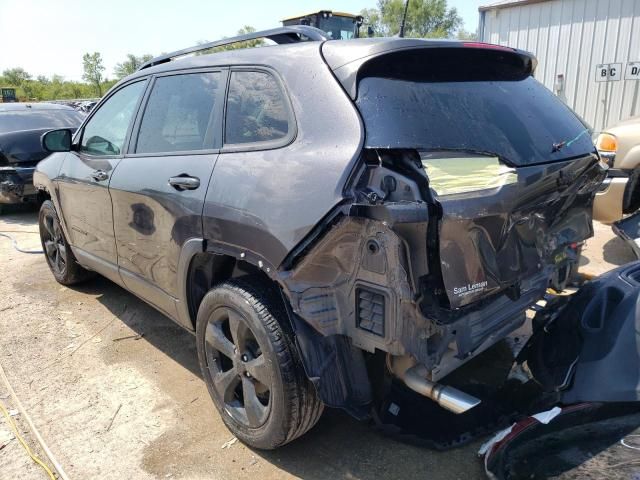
(168, 175), (200, 191)
(90, 170), (109, 182)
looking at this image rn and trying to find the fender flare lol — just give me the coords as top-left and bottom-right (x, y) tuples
(175, 238), (279, 331)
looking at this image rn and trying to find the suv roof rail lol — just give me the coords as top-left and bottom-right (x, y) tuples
(138, 26), (329, 71)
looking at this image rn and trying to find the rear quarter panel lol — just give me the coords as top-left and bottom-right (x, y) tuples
(202, 45), (364, 268)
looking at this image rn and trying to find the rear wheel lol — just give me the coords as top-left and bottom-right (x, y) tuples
(38, 200), (93, 285)
(196, 277), (323, 450)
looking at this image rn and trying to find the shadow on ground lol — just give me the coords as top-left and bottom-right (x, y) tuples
(0, 206), (40, 229)
(603, 236), (637, 265)
(1, 206), (485, 478)
(71, 276), (483, 479)
(74, 277), (201, 377)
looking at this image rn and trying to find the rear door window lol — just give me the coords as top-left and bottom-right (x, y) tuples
(224, 71), (290, 146)
(136, 72), (222, 154)
(355, 48), (595, 166)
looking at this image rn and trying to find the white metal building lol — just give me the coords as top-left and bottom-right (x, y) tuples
(479, 0), (640, 131)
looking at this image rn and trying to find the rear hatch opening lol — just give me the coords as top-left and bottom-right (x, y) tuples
(347, 44), (605, 313)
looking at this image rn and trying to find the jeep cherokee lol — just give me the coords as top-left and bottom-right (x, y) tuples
(34, 26), (606, 450)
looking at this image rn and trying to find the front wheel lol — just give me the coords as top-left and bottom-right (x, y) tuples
(196, 277), (323, 450)
(38, 200), (93, 285)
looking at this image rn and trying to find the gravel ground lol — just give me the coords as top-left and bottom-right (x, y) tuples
(0, 207), (635, 480)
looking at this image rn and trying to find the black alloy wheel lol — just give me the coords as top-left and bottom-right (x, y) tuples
(41, 209), (67, 276)
(204, 305), (272, 428)
(196, 278), (324, 450)
(38, 200), (93, 285)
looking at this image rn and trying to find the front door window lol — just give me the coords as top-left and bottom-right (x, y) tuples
(80, 81), (146, 156)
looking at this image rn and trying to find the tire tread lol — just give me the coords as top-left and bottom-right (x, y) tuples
(39, 200), (94, 286)
(197, 276), (323, 449)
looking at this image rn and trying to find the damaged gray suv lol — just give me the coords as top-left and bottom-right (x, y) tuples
(34, 26), (605, 449)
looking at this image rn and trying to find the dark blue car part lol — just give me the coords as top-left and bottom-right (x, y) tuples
(524, 262), (640, 404)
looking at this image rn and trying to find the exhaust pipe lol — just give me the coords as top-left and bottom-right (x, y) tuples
(402, 364), (481, 414)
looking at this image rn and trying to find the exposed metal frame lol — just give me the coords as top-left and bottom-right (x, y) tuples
(139, 26), (329, 71)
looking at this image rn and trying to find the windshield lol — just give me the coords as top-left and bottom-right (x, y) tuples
(355, 49), (595, 166)
(0, 110), (84, 134)
(318, 15), (357, 39)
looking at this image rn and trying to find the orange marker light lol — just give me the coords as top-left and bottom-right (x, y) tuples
(596, 133), (618, 153)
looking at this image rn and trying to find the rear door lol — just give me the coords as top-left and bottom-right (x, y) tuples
(108, 69), (226, 322)
(202, 68), (297, 264)
(56, 80), (147, 282)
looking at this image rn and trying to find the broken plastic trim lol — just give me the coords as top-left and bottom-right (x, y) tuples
(612, 210), (640, 259)
(522, 261), (640, 404)
(275, 146), (603, 414)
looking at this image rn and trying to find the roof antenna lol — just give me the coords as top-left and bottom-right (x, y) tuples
(399, 0), (410, 37)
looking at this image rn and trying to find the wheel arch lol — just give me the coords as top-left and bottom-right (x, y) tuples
(179, 238), (373, 417)
(178, 239), (278, 332)
(618, 144), (640, 170)
(33, 156), (72, 242)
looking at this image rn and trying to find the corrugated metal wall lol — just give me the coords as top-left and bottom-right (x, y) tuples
(479, 0), (640, 131)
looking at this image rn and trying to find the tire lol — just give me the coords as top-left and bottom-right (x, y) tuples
(196, 277), (323, 450)
(623, 168), (640, 215)
(38, 200), (93, 285)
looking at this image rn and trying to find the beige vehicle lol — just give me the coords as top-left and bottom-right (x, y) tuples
(593, 116), (640, 224)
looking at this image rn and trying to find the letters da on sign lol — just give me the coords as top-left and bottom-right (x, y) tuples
(626, 62), (640, 80)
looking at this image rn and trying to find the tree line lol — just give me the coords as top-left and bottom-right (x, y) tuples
(1, 0), (474, 102)
(0, 52), (154, 102)
(362, 0), (474, 39)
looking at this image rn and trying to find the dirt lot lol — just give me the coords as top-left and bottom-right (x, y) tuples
(0, 207), (636, 480)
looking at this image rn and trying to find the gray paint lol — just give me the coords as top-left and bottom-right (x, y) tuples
(33, 36), (605, 413)
(203, 51), (363, 267)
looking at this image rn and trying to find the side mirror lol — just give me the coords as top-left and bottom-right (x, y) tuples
(367, 26), (375, 37)
(42, 129), (72, 153)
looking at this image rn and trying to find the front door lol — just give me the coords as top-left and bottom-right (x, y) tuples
(108, 70), (225, 321)
(56, 80), (147, 282)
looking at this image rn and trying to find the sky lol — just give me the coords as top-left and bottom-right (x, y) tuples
(0, 0), (485, 81)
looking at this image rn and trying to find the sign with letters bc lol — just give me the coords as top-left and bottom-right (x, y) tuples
(596, 63), (622, 82)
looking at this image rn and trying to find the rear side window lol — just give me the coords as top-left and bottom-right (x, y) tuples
(224, 71), (290, 145)
(355, 48), (594, 166)
(136, 72), (222, 153)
